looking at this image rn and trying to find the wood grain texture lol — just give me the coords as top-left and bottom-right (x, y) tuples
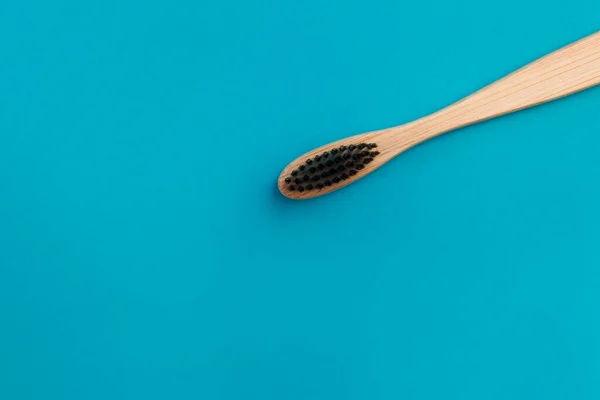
(278, 30), (600, 199)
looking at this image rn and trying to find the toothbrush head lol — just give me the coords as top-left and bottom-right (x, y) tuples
(279, 142), (381, 198)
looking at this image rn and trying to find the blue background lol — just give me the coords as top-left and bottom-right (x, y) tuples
(1, 1), (599, 399)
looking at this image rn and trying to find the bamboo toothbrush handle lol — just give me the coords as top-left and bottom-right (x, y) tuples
(422, 31), (600, 136)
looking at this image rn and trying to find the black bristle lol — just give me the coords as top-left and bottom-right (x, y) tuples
(284, 144), (377, 193)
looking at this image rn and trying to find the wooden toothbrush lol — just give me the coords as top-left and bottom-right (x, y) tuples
(278, 30), (600, 199)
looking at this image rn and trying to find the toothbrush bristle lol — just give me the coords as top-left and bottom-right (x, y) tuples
(283, 142), (379, 193)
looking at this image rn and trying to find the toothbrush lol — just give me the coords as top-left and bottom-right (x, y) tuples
(278, 30), (600, 199)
